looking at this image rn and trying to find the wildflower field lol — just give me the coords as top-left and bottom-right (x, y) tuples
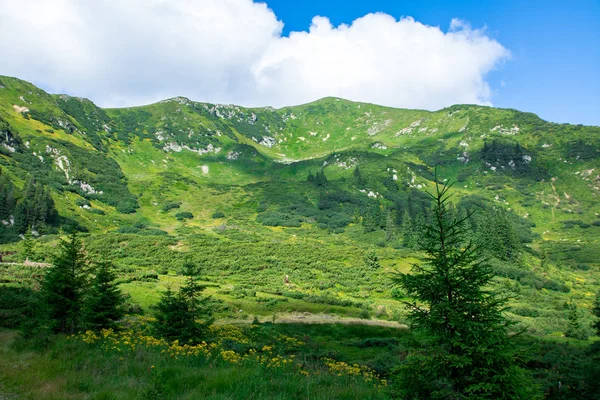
(0, 320), (396, 399)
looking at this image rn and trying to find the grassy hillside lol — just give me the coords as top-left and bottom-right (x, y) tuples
(0, 74), (599, 339)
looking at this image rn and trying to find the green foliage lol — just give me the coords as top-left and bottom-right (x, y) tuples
(0, 177), (58, 235)
(39, 233), (88, 334)
(256, 211), (302, 227)
(364, 250), (380, 270)
(175, 211), (193, 221)
(152, 262), (215, 343)
(594, 291), (600, 335)
(81, 261), (125, 330)
(392, 178), (540, 399)
(161, 201), (181, 212)
(0, 286), (36, 328)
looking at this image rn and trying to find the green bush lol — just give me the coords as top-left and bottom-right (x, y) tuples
(175, 212), (193, 221)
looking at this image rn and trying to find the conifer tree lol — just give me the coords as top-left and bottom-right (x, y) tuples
(565, 302), (588, 340)
(39, 232), (87, 334)
(385, 209), (397, 242)
(392, 177), (540, 399)
(353, 166), (365, 187)
(364, 250), (380, 270)
(22, 230), (34, 261)
(153, 261), (214, 343)
(82, 261), (125, 330)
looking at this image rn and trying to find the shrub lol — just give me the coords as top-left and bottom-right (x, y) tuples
(162, 202), (181, 212)
(175, 212), (193, 221)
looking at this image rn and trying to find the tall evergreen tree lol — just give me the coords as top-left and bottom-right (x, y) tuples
(314, 169), (328, 187)
(153, 261), (214, 343)
(39, 233), (87, 334)
(392, 178), (540, 399)
(385, 208), (397, 242)
(82, 261), (125, 330)
(565, 301), (588, 340)
(22, 230), (34, 261)
(353, 166), (365, 187)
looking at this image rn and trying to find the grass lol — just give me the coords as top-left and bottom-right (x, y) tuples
(0, 322), (397, 400)
(0, 75), (599, 397)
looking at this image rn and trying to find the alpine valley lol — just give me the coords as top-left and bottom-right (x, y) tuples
(1, 75), (599, 399)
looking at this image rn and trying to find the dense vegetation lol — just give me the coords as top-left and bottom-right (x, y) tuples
(0, 75), (599, 398)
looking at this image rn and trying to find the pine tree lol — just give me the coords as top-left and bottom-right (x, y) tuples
(565, 302), (588, 340)
(353, 166), (365, 187)
(314, 169), (328, 187)
(400, 210), (416, 248)
(364, 250), (380, 270)
(385, 209), (397, 242)
(82, 261), (125, 330)
(39, 233), (88, 334)
(392, 177), (540, 399)
(13, 202), (28, 234)
(22, 230), (34, 261)
(153, 261), (214, 343)
(306, 170), (315, 182)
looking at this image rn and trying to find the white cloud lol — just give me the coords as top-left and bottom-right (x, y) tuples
(0, 0), (509, 110)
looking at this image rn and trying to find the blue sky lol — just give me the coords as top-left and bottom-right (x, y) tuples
(266, 0), (600, 125)
(1, 0), (598, 125)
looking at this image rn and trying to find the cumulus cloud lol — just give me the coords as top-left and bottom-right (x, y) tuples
(0, 0), (509, 110)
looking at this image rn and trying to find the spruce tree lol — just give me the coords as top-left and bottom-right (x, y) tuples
(39, 233), (87, 334)
(392, 178), (540, 399)
(353, 166), (365, 187)
(82, 261), (125, 330)
(400, 210), (415, 248)
(153, 261), (214, 343)
(565, 302), (588, 340)
(364, 250), (380, 270)
(22, 230), (34, 261)
(385, 209), (397, 242)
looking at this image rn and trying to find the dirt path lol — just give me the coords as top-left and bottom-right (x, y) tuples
(216, 312), (407, 329)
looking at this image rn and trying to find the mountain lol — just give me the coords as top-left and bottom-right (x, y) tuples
(1, 75), (599, 335)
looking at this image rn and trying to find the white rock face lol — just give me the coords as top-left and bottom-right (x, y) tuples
(182, 144), (221, 155)
(200, 165), (209, 174)
(226, 151), (240, 160)
(522, 155), (532, 163)
(490, 125), (520, 135)
(457, 151), (470, 163)
(372, 142), (387, 150)
(13, 104), (29, 113)
(74, 181), (102, 195)
(322, 133), (330, 142)
(164, 142), (183, 152)
(259, 136), (276, 148)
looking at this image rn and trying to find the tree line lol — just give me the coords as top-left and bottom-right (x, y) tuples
(22, 233), (215, 346)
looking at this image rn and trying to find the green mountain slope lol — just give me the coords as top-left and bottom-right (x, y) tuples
(1, 75), (599, 335)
